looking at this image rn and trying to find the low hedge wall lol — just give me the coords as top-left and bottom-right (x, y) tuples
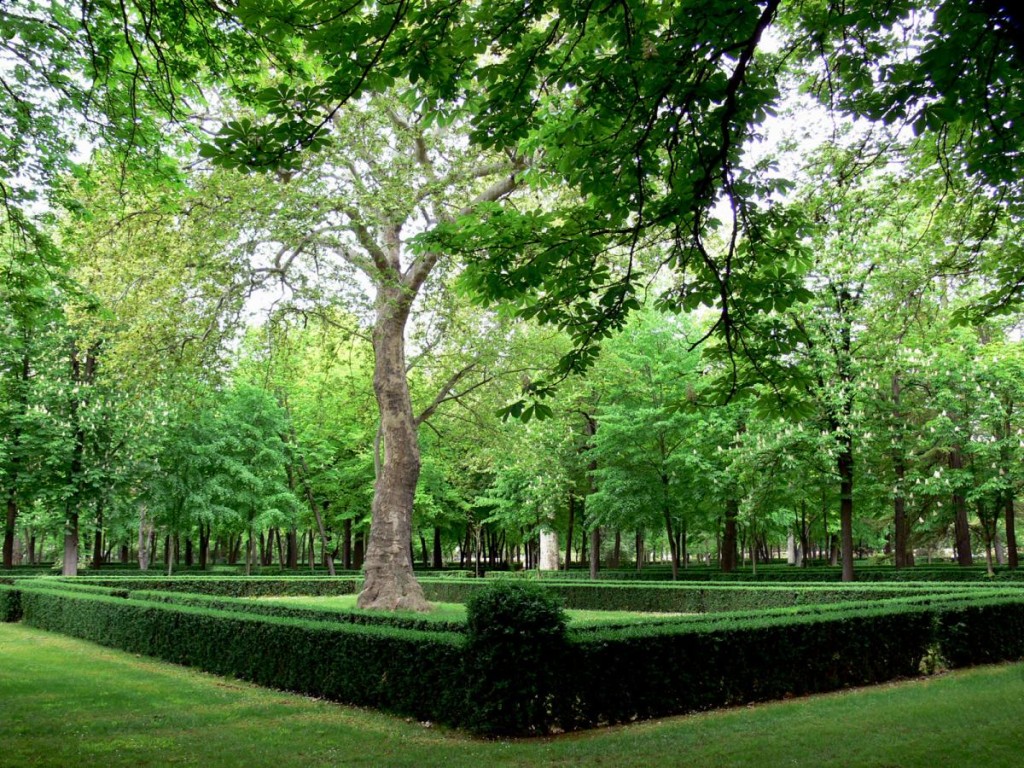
(531, 565), (1024, 582)
(5, 581), (1024, 736)
(128, 590), (466, 633)
(60, 576), (362, 597)
(0, 584), (21, 621)
(14, 585), (466, 724)
(420, 577), (990, 613)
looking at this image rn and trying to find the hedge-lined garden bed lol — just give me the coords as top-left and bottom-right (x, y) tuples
(4, 578), (1024, 735)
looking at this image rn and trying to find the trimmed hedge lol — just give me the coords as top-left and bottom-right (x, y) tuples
(127, 590), (466, 633)
(421, 577), (992, 613)
(0, 585), (21, 621)
(7, 580), (1024, 736)
(16, 585), (466, 724)
(523, 564), (1024, 582)
(62, 576), (361, 597)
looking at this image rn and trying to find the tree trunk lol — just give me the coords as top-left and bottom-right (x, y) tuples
(138, 511), (152, 571)
(893, 452), (912, 568)
(589, 527), (600, 580)
(838, 440), (855, 581)
(433, 526), (443, 569)
(166, 535), (176, 576)
(1005, 490), (1019, 570)
(721, 497), (739, 572)
(662, 501), (679, 581)
(287, 527), (298, 570)
(949, 447), (973, 566)
(564, 494), (575, 571)
(342, 519), (352, 570)
(358, 284), (428, 610)
(199, 523), (210, 570)
(3, 497), (16, 569)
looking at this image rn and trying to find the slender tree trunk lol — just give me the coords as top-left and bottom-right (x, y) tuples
(564, 494), (575, 571)
(721, 497), (739, 572)
(949, 447), (973, 566)
(358, 284), (428, 611)
(166, 534), (176, 576)
(199, 523), (210, 570)
(138, 510), (152, 571)
(433, 526), (443, 569)
(837, 439), (855, 581)
(1005, 490), (1019, 569)
(589, 527), (600, 580)
(893, 452), (912, 568)
(342, 519), (352, 570)
(287, 527), (298, 569)
(3, 497), (17, 569)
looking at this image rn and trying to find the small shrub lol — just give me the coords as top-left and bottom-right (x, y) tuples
(464, 579), (568, 736)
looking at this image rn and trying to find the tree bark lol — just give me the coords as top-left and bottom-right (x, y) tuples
(837, 438), (855, 582)
(893, 452), (912, 568)
(358, 283), (428, 610)
(3, 498), (16, 569)
(564, 494), (575, 571)
(1005, 490), (1019, 569)
(949, 447), (973, 566)
(433, 526), (443, 569)
(721, 497), (739, 572)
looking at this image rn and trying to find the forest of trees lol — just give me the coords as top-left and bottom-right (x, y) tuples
(3, 2), (1024, 606)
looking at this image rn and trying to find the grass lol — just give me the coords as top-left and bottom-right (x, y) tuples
(254, 594), (688, 626)
(3, 622), (1024, 768)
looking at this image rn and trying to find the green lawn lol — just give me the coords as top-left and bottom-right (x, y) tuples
(2, 622), (1023, 768)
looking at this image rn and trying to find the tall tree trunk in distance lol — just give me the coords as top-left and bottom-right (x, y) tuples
(893, 452), (912, 568)
(166, 534), (176, 576)
(589, 527), (600, 580)
(199, 523), (210, 570)
(1005, 491), (1019, 569)
(138, 510), (152, 571)
(92, 509), (104, 569)
(433, 526), (443, 569)
(564, 494), (575, 571)
(837, 438), (855, 582)
(358, 282), (428, 611)
(611, 530), (621, 568)
(3, 497), (17, 569)
(721, 498), (739, 572)
(287, 527), (298, 569)
(342, 519), (352, 570)
(949, 446), (973, 566)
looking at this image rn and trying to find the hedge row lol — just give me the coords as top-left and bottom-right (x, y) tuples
(128, 590), (466, 633)
(59, 576), (361, 597)
(13, 585), (466, 723)
(519, 565), (1024, 582)
(420, 577), (991, 613)
(6, 582), (1024, 735)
